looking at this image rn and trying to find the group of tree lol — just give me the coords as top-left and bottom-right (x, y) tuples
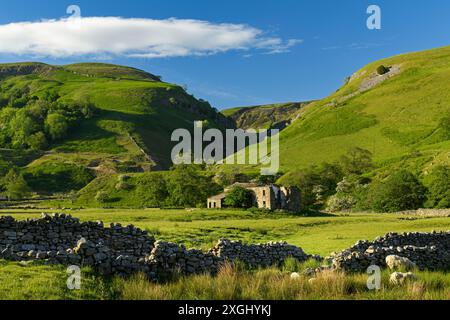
(95, 165), (222, 208)
(0, 87), (95, 151)
(0, 168), (30, 200)
(279, 147), (450, 213)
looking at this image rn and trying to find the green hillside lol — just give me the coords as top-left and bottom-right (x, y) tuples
(222, 102), (310, 130)
(277, 45), (450, 174)
(0, 62), (231, 177)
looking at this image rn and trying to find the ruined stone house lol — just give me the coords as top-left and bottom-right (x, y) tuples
(207, 183), (300, 212)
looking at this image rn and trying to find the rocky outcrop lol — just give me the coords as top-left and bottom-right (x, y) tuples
(0, 63), (56, 78)
(330, 231), (450, 272)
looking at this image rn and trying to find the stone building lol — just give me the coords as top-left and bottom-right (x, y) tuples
(207, 183), (301, 212)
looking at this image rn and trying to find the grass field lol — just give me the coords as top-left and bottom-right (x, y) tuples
(2, 208), (450, 255)
(274, 45), (450, 174)
(0, 208), (449, 300)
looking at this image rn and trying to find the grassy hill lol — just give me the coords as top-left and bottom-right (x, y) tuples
(275, 45), (450, 175)
(222, 102), (310, 130)
(0, 62), (232, 177)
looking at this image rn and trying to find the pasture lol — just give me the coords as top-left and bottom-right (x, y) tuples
(0, 208), (449, 300)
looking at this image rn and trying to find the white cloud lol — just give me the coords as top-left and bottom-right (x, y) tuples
(0, 16), (301, 58)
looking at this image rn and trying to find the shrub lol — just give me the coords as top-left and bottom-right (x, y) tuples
(95, 191), (110, 203)
(424, 165), (450, 208)
(224, 186), (254, 208)
(326, 194), (357, 212)
(166, 165), (220, 208)
(45, 113), (69, 140)
(368, 170), (427, 212)
(376, 65), (390, 75)
(115, 181), (133, 191)
(135, 173), (169, 207)
(439, 115), (450, 140)
(2, 169), (30, 200)
(339, 147), (374, 176)
(24, 162), (94, 193)
(278, 162), (343, 209)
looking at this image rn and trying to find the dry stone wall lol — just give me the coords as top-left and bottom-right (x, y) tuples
(0, 214), (315, 279)
(330, 231), (450, 272)
(211, 238), (312, 268)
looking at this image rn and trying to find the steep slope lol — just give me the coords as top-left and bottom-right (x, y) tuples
(222, 102), (310, 130)
(278, 45), (450, 174)
(0, 62), (232, 173)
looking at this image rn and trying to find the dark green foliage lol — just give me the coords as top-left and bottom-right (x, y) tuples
(24, 162), (94, 193)
(368, 170), (427, 213)
(166, 165), (221, 208)
(439, 115), (450, 139)
(134, 173), (169, 207)
(224, 186), (254, 208)
(279, 168), (320, 208)
(340, 147), (374, 176)
(376, 65), (390, 75)
(2, 169), (30, 200)
(45, 113), (69, 140)
(279, 161), (344, 209)
(425, 165), (450, 208)
(326, 176), (371, 212)
(0, 96), (95, 150)
(95, 191), (110, 203)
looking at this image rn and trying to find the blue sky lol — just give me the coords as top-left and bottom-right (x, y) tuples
(0, 0), (449, 109)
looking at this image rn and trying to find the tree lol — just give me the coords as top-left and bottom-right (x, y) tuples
(224, 186), (254, 208)
(28, 132), (48, 151)
(368, 170), (427, 213)
(10, 109), (41, 148)
(326, 176), (370, 212)
(95, 191), (110, 203)
(376, 65), (389, 75)
(45, 113), (68, 140)
(3, 169), (30, 200)
(135, 173), (169, 207)
(166, 165), (219, 208)
(278, 168), (320, 208)
(425, 165), (450, 208)
(340, 147), (374, 176)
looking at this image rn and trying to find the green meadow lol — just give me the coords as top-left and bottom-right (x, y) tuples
(2, 208), (450, 255)
(0, 208), (449, 300)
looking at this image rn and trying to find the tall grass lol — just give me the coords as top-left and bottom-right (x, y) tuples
(115, 263), (450, 300)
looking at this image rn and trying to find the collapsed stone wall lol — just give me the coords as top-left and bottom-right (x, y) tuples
(330, 231), (450, 272)
(0, 214), (315, 279)
(211, 238), (312, 268)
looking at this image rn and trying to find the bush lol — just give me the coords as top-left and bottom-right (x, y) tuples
(166, 165), (220, 208)
(424, 165), (450, 208)
(95, 191), (109, 203)
(2, 169), (30, 200)
(115, 181), (133, 191)
(134, 173), (169, 207)
(224, 186), (254, 208)
(439, 115), (450, 140)
(376, 65), (390, 75)
(278, 162), (343, 209)
(24, 162), (94, 193)
(339, 147), (374, 176)
(326, 194), (357, 212)
(368, 170), (427, 213)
